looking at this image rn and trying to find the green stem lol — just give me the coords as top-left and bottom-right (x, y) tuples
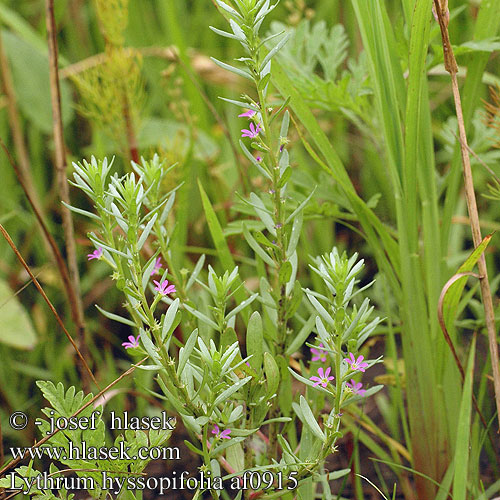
(255, 60), (289, 465)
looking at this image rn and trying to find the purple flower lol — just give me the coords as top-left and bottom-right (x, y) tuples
(151, 257), (163, 276)
(122, 335), (140, 349)
(345, 353), (369, 373)
(241, 122), (262, 139)
(280, 144), (285, 152)
(310, 367), (334, 388)
(311, 343), (327, 363)
(87, 247), (103, 261)
(256, 155), (262, 162)
(153, 279), (176, 295)
(212, 425), (231, 440)
(238, 109), (256, 118)
(346, 379), (366, 396)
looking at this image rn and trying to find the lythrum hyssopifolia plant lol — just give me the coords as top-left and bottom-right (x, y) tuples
(0, 2), (383, 499)
(56, 155), (381, 498)
(4, 2), (382, 497)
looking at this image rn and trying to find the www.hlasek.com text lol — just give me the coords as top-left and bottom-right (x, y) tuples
(10, 441), (180, 461)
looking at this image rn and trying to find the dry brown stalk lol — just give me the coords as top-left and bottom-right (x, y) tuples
(433, 0), (500, 430)
(45, 0), (89, 389)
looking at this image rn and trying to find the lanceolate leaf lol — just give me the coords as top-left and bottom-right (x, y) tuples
(441, 234), (492, 333)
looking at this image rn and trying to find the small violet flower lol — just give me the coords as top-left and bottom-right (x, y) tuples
(241, 122), (262, 139)
(153, 280), (176, 296)
(346, 379), (366, 396)
(122, 335), (140, 349)
(311, 343), (327, 363)
(87, 247), (103, 261)
(346, 353), (369, 373)
(212, 425), (231, 440)
(256, 155), (262, 162)
(310, 367), (334, 388)
(151, 257), (163, 276)
(238, 109), (256, 118)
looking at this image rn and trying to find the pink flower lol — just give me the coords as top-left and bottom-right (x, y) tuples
(241, 122), (262, 139)
(211, 425), (231, 440)
(346, 379), (366, 396)
(345, 353), (369, 373)
(256, 155), (262, 162)
(311, 343), (327, 363)
(153, 279), (176, 295)
(87, 247), (103, 260)
(122, 335), (140, 349)
(238, 109), (256, 118)
(151, 257), (163, 276)
(310, 367), (334, 388)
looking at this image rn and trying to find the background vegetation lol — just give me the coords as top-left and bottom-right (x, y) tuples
(0, 0), (499, 498)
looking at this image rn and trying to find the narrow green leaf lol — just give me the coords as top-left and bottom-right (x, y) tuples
(177, 329), (198, 377)
(184, 304), (219, 330)
(443, 234), (492, 331)
(242, 224), (276, 267)
(226, 293), (258, 320)
(95, 305), (136, 328)
(162, 298), (181, 341)
(211, 57), (253, 81)
(186, 254), (206, 291)
(213, 377), (252, 406)
(286, 313), (315, 355)
(61, 201), (100, 221)
(246, 311), (263, 372)
(219, 97), (259, 111)
(285, 188), (316, 225)
(254, 231), (275, 248)
(209, 25), (240, 40)
(264, 352), (280, 399)
(286, 211), (303, 258)
(260, 32), (291, 71)
(249, 193), (276, 235)
(278, 166), (292, 189)
(299, 395), (325, 442)
(452, 338), (475, 500)
(280, 110), (290, 138)
(141, 331), (160, 362)
(137, 212), (158, 250)
(198, 180), (237, 270)
(279, 261), (292, 284)
(239, 139), (272, 179)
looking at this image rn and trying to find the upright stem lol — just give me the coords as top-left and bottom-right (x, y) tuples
(46, 0), (90, 390)
(434, 0), (500, 430)
(256, 84), (288, 461)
